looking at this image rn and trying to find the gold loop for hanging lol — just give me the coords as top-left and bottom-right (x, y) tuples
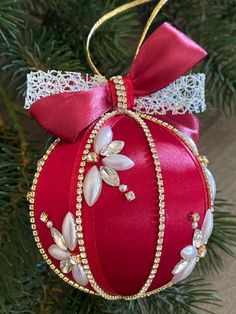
(86, 0), (168, 77)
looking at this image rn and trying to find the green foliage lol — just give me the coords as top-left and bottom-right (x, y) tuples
(0, 0), (235, 313)
(162, 0), (236, 114)
(0, 0), (24, 42)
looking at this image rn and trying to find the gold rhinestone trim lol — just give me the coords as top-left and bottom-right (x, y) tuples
(76, 109), (166, 299)
(28, 138), (96, 295)
(27, 113), (185, 300)
(110, 75), (128, 109)
(140, 113), (213, 208)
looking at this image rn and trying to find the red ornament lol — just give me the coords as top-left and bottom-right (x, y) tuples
(27, 23), (215, 299)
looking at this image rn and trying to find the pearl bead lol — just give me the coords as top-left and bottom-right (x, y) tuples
(119, 184), (128, 192)
(181, 245), (198, 259)
(46, 220), (53, 228)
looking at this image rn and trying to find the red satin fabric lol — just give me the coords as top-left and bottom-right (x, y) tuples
(34, 116), (209, 296)
(156, 113), (200, 145)
(31, 21), (209, 296)
(29, 22), (207, 142)
(128, 23), (207, 95)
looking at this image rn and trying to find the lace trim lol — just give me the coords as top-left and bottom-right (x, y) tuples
(25, 70), (206, 114)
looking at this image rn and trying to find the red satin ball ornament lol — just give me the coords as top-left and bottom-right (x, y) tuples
(27, 22), (214, 300)
(30, 109), (211, 299)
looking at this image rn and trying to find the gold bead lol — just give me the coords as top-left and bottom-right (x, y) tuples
(125, 191), (136, 201)
(40, 212), (49, 223)
(87, 152), (99, 163)
(199, 155), (209, 166)
(191, 212), (200, 222)
(198, 245), (207, 258)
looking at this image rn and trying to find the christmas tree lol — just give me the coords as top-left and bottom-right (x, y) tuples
(0, 0), (236, 313)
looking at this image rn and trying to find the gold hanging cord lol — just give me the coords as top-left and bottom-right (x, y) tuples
(86, 0), (168, 77)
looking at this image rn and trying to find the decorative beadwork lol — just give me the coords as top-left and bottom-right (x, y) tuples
(28, 109), (213, 299)
(75, 109), (166, 298)
(110, 75), (127, 109)
(28, 138), (95, 295)
(139, 113), (214, 208)
(125, 191), (136, 201)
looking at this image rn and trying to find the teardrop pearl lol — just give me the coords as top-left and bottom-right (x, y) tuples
(181, 133), (198, 154)
(206, 168), (216, 200)
(102, 154), (134, 170)
(48, 244), (70, 261)
(172, 258), (197, 283)
(181, 245), (198, 259)
(94, 126), (113, 154)
(62, 212), (78, 251)
(72, 263), (89, 286)
(201, 209), (214, 244)
(83, 166), (102, 206)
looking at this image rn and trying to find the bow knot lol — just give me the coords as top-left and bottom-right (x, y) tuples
(28, 23), (207, 142)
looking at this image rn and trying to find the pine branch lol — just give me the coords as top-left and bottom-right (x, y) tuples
(161, 0), (236, 114)
(0, 0), (24, 42)
(1, 27), (83, 97)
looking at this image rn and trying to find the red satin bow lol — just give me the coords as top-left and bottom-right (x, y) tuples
(29, 22), (207, 142)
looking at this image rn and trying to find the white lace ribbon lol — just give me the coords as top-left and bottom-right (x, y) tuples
(25, 70), (206, 114)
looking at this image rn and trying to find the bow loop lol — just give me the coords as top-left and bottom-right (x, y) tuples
(29, 23), (207, 142)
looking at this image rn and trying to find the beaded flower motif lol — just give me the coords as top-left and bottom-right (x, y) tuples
(171, 209), (213, 283)
(46, 212), (88, 286)
(83, 126), (135, 206)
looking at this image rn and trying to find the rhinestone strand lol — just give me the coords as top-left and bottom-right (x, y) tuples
(140, 113), (213, 209)
(76, 109), (166, 298)
(28, 138), (96, 295)
(28, 112), (182, 300)
(110, 76), (128, 109)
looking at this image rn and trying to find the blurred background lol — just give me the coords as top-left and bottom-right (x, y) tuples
(0, 1), (236, 313)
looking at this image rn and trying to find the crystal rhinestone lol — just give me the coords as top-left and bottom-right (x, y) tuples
(125, 191), (136, 201)
(198, 245), (207, 258)
(192, 212), (200, 222)
(199, 155), (209, 166)
(119, 184), (128, 192)
(40, 212), (48, 223)
(192, 229), (203, 248)
(87, 152), (99, 163)
(100, 166), (120, 187)
(69, 255), (78, 265)
(50, 227), (67, 251)
(60, 259), (72, 274)
(100, 140), (125, 156)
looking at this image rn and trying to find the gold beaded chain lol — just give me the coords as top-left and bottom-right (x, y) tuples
(75, 109), (166, 299)
(140, 114), (214, 208)
(27, 139), (97, 295)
